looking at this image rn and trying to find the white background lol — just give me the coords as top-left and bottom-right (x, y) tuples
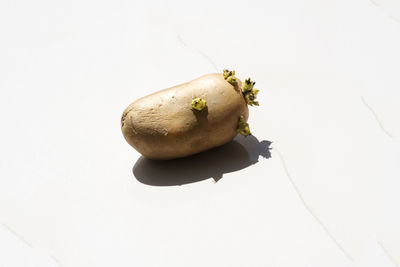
(1, 0), (400, 266)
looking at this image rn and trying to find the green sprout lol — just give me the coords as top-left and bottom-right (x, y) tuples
(242, 78), (255, 93)
(223, 69), (260, 106)
(244, 88), (259, 106)
(223, 69), (237, 85)
(191, 97), (207, 111)
(242, 78), (259, 106)
(237, 115), (251, 136)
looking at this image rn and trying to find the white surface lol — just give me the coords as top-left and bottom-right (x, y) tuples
(1, 0), (400, 266)
(0, 224), (60, 267)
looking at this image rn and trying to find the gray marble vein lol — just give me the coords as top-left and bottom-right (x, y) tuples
(177, 34), (219, 72)
(2, 223), (62, 267)
(361, 96), (394, 138)
(273, 148), (354, 261)
(378, 240), (399, 267)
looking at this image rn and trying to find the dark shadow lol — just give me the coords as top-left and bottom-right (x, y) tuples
(132, 135), (272, 186)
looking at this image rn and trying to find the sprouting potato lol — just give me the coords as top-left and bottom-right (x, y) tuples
(121, 70), (259, 160)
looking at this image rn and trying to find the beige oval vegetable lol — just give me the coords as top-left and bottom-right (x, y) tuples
(121, 71), (258, 160)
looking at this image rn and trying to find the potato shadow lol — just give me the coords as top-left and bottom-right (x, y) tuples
(132, 135), (272, 186)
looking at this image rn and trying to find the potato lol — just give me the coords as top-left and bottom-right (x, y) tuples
(121, 70), (259, 160)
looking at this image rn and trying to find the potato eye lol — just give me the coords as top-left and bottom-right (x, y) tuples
(191, 97), (207, 111)
(223, 69), (237, 85)
(237, 115), (251, 136)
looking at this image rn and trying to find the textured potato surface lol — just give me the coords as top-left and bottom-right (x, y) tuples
(121, 73), (249, 160)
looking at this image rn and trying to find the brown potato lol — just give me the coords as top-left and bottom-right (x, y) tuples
(121, 73), (250, 160)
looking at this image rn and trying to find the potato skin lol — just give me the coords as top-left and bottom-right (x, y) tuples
(121, 73), (249, 160)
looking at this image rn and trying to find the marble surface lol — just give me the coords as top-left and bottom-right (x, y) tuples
(1, 0), (400, 266)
